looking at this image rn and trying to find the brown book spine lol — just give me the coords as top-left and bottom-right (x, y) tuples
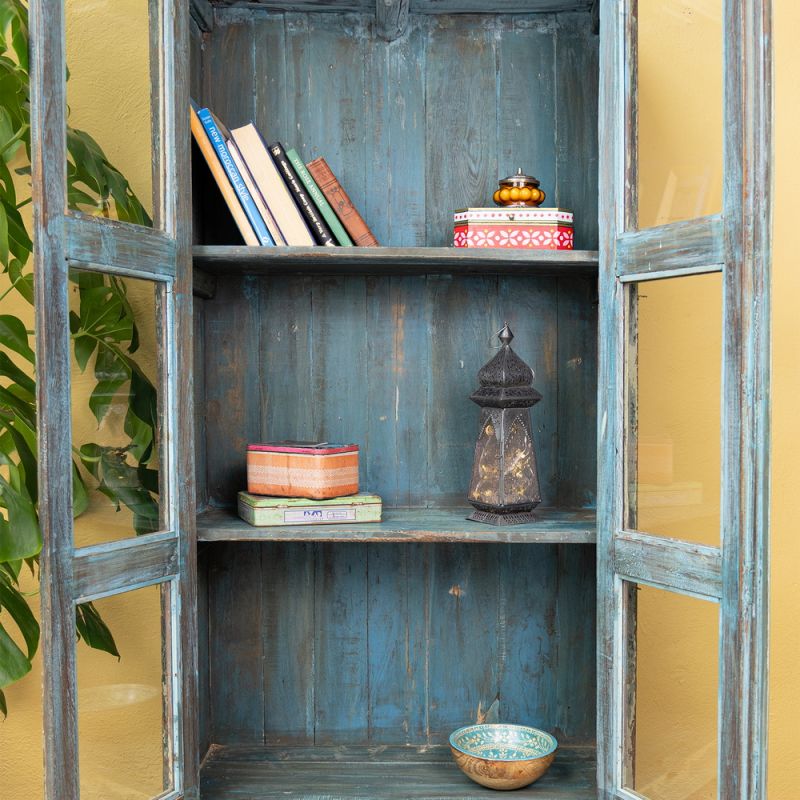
(306, 157), (379, 247)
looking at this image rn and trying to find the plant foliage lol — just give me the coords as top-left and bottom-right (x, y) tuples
(0, 0), (159, 715)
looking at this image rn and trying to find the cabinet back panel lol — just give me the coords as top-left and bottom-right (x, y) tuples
(198, 11), (598, 249)
(205, 541), (596, 746)
(201, 274), (597, 509)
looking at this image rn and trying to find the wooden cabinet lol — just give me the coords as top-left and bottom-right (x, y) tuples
(28, 1), (771, 799)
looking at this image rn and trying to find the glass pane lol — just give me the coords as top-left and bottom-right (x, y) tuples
(637, 0), (723, 228)
(628, 272), (721, 545)
(77, 583), (172, 799)
(629, 584), (718, 799)
(65, 0), (156, 227)
(70, 270), (163, 548)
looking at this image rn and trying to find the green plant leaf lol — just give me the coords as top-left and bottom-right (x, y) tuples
(75, 602), (119, 658)
(8, 259), (33, 304)
(72, 462), (88, 518)
(0, 622), (29, 687)
(0, 473), (39, 561)
(0, 572), (39, 659)
(73, 333), (95, 372)
(0, 688), (7, 718)
(0, 313), (33, 362)
(88, 377), (125, 425)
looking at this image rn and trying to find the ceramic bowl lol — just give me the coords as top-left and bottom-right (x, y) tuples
(449, 723), (558, 791)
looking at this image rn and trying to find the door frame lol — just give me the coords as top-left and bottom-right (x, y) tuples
(29, 1), (197, 797)
(597, 0), (772, 798)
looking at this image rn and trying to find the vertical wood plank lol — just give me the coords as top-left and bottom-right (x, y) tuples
(286, 12), (368, 218)
(194, 299), (208, 511)
(197, 546), (211, 759)
(557, 277), (598, 508)
(496, 15), (557, 199)
(425, 16), (497, 246)
(555, 13), (599, 251)
(427, 276), (497, 507)
(204, 277), (262, 506)
(497, 277), (559, 506)
(367, 544), (428, 743)
(427, 544), (501, 740)
(203, 14), (255, 128)
(262, 544), (315, 744)
(29, 0), (78, 794)
(495, 544), (559, 731)
(314, 544), (369, 743)
(554, 544), (597, 743)
(365, 20), (427, 246)
(311, 277), (368, 473)
(208, 543), (265, 743)
(260, 276), (314, 441)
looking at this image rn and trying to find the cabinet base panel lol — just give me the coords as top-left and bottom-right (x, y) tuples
(200, 744), (596, 799)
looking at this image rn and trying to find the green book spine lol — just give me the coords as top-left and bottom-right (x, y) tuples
(286, 148), (354, 246)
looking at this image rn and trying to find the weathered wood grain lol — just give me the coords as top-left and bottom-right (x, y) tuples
(376, 0), (410, 40)
(215, 0), (594, 11)
(613, 530), (722, 601)
(616, 215), (725, 281)
(193, 245), (600, 275)
(199, 743), (597, 799)
(197, 506), (597, 543)
(208, 542), (266, 742)
(719, 0), (772, 796)
(194, 299), (208, 511)
(72, 533), (180, 603)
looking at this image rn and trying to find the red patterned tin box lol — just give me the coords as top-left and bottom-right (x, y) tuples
(453, 207), (574, 250)
(247, 441), (359, 500)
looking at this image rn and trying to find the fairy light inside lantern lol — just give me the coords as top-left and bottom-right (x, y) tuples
(467, 323), (542, 525)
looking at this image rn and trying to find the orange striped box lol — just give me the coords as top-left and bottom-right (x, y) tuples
(246, 441), (359, 500)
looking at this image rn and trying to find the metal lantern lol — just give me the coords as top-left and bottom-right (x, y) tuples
(467, 323), (542, 525)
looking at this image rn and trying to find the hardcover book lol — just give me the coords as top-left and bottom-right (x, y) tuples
(190, 106), (259, 246)
(196, 108), (275, 246)
(230, 123), (315, 246)
(229, 140), (286, 245)
(286, 148), (354, 246)
(306, 157), (379, 247)
(238, 492), (382, 527)
(269, 142), (336, 246)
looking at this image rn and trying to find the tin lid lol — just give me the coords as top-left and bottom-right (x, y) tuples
(247, 441), (359, 455)
(239, 491), (381, 509)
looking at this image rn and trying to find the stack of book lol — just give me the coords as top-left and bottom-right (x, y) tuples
(191, 104), (379, 247)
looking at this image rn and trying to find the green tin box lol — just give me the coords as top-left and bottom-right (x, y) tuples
(238, 491), (382, 527)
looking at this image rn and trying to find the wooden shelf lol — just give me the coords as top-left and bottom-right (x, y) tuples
(196, 506), (596, 544)
(192, 245), (599, 277)
(200, 744), (597, 799)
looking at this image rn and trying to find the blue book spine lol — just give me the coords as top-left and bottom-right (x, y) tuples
(197, 108), (275, 246)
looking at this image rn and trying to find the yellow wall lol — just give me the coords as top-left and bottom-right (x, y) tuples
(2, 1), (797, 798)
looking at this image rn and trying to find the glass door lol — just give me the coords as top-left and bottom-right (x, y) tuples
(29, 1), (196, 798)
(597, 0), (771, 798)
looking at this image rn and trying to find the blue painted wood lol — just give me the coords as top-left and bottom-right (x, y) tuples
(366, 544), (428, 742)
(261, 543), (315, 743)
(208, 543), (265, 743)
(496, 16), (557, 207)
(314, 543), (370, 743)
(557, 277), (597, 508)
(554, 13), (598, 251)
(260, 276), (314, 441)
(425, 16), (497, 247)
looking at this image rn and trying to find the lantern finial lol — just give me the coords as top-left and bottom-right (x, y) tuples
(499, 323), (514, 345)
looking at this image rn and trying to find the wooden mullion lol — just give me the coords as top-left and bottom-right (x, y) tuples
(66, 213), (177, 280)
(29, 0), (79, 797)
(596, 0), (631, 795)
(616, 215), (725, 281)
(613, 531), (723, 601)
(166, 0), (201, 794)
(719, 0), (772, 797)
(72, 533), (180, 603)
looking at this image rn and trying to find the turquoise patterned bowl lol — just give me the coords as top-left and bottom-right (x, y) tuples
(449, 723), (558, 790)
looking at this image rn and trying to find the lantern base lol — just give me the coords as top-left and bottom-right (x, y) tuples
(467, 509), (538, 526)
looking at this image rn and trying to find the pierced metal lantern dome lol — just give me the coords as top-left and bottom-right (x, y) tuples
(467, 323), (542, 525)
